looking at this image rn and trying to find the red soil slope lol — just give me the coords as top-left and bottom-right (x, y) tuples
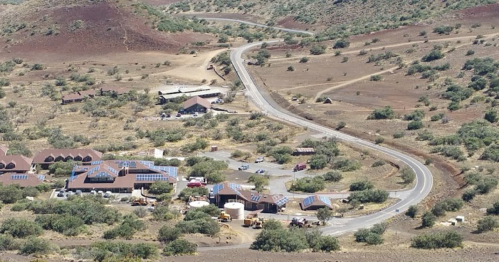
(0, 0), (213, 59)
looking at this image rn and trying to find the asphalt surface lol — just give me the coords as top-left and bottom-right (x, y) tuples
(230, 40), (434, 235)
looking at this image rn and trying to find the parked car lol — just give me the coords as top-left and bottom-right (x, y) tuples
(75, 190), (83, 196)
(238, 164), (250, 171)
(166, 113), (171, 118)
(66, 191), (75, 197)
(104, 191), (112, 198)
(176, 113), (182, 117)
(255, 157), (264, 163)
(255, 169), (265, 174)
(293, 163), (306, 172)
(57, 190), (65, 197)
(187, 180), (205, 188)
(193, 113), (198, 117)
(90, 190), (97, 195)
(97, 191), (104, 197)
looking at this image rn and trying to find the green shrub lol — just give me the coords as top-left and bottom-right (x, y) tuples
(350, 181), (374, 191)
(309, 155), (328, 169)
(401, 168), (416, 184)
(421, 212), (436, 228)
(175, 218), (220, 236)
(422, 50), (444, 62)
(407, 120), (424, 130)
(370, 75), (382, 81)
(291, 177), (325, 193)
(484, 110), (498, 123)
(0, 185), (23, 204)
(152, 206), (179, 221)
(431, 198), (464, 217)
(348, 189), (389, 203)
(163, 239), (197, 256)
(0, 218), (43, 238)
(404, 110), (425, 121)
(20, 237), (52, 255)
(487, 201), (499, 215)
(148, 181), (173, 195)
(368, 106), (395, 120)
(476, 216), (499, 233)
(462, 189), (477, 202)
(372, 160), (386, 167)
(251, 227), (308, 252)
(406, 205), (418, 218)
(103, 215), (146, 240)
(332, 159), (361, 172)
(333, 39), (350, 49)
(158, 226), (182, 243)
(354, 223), (387, 245)
(0, 234), (20, 251)
(411, 231), (462, 249)
(323, 171), (343, 182)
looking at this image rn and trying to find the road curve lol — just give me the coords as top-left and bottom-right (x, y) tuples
(230, 40), (433, 235)
(188, 16), (315, 36)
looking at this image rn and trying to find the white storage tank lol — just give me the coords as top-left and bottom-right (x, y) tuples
(224, 202), (244, 219)
(189, 201), (210, 209)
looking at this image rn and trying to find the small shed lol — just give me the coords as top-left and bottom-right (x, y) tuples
(210, 145), (218, 152)
(293, 148), (316, 156)
(300, 195), (333, 211)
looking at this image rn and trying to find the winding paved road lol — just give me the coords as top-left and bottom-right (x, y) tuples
(230, 40), (433, 235)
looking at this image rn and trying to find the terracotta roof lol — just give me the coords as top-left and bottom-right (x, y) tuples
(67, 160), (177, 190)
(33, 149), (102, 164)
(101, 86), (129, 95)
(213, 182), (289, 207)
(62, 90), (95, 101)
(300, 195), (333, 210)
(183, 96), (212, 110)
(0, 155), (33, 173)
(0, 173), (45, 187)
(0, 145), (7, 156)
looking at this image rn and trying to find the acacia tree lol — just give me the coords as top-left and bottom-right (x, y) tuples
(316, 207), (333, 225)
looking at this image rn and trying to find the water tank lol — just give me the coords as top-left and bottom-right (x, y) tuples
(189, 201), (210, 209)
(224, 202), (244, 220)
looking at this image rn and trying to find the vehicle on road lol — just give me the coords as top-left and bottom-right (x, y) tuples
(255, 157), (264, 163)
(187, 180), (205, 188)
(238, 164), (249, 170)
(290, 217), (310, 228)
(293, 163), (306, 172)
(57, 190), (65, 197)
(255, 169), (265, 174)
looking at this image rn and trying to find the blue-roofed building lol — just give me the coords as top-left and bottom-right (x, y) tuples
(300, 195), (333, 210)
(67, 160), (178, 193)
(211, 182), (289, 213)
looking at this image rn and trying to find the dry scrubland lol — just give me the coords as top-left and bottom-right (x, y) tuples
(1, 0), (499, 261)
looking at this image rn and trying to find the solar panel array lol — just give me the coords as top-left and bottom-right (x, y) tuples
(11, 174), (28, 180)
(87, 167), (99, 176)
(228, 183), (242, 196)
(37, 175), (45, 181)
(95, 172), (112, 178)
(117, 161), (137, 168)
(302, 196), (315, 208)
(136, 174), (171, 182)
(251, 194), (261, 202)
(139, 161), (178, 178)
(319, 196), (332, 207)
(275, 196), (289, 207)
(107, 166), (119, 175)
(91, 161), (103, 165)
(212, 183), (224, 195)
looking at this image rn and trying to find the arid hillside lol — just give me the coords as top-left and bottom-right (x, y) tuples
(0, 0), (215, 60)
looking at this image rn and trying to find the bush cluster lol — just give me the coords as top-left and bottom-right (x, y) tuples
(354, 223), (388, 245)
(411, 231), (462, 249)
(251, 221), (340, 252)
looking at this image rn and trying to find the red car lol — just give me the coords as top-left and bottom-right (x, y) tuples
(187, 180), (205, 188)
(293, 163), (306, 172)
